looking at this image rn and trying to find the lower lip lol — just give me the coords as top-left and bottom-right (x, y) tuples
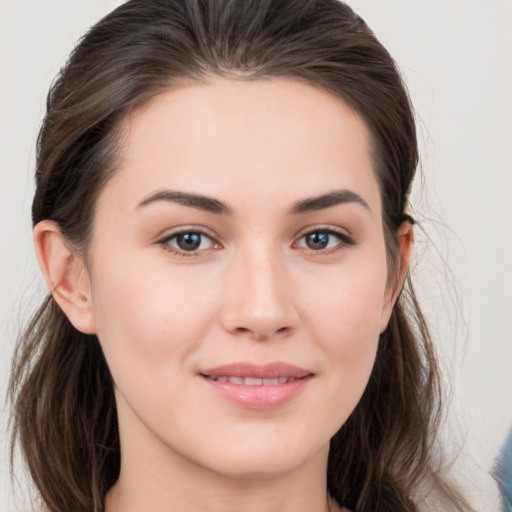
(200, 376), (312, 410)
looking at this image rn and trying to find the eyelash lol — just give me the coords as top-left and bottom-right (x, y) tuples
(293, 227), (355, 254)
(158, 228), (220, 257)
(157, 226), (355, 258)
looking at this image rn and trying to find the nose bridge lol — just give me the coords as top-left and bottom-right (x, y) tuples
(221, 239), (298, 339)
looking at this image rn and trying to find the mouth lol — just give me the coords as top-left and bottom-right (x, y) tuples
(199, 361), (313, 382)
(198, 361), (314, 409)
(205, 376), (300, 385)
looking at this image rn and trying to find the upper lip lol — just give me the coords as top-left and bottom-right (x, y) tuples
(199, 361), (313, 379)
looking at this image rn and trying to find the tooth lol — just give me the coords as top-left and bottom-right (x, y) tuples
(213, 376), (295, 385)
(244, 377), (263, 386)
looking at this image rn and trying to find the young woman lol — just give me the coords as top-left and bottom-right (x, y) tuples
(9, 1), (474, 511)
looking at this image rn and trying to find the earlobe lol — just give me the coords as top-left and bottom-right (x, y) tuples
(33, 220), (97, 334)
(380, 221), (414, 332)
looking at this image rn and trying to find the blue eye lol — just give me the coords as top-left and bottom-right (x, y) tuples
(304, 232), (331, 250)
(160, 230), (216, 254)
(296, 229), (353, 251)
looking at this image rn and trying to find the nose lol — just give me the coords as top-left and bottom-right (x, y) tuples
(220, 246), (299, 341)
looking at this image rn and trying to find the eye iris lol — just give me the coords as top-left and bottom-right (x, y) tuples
(176, 232), (202, 251)
(306, 232), (330, 250)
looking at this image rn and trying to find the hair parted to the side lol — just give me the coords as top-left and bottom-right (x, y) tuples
(9, 1), (472, 511)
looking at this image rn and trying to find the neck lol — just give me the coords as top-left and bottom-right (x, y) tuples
(107, 469), (337, 512)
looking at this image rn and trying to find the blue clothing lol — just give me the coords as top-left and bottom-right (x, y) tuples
(495, 427), (512, 512)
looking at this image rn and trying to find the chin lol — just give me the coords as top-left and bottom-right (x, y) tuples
(189, 434), (330, 481)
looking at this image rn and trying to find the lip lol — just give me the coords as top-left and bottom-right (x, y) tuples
(198, 361), (314, 410)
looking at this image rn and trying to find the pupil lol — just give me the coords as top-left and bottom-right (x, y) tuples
(177, 232), (201, 251)
(306, 232), (329, 250)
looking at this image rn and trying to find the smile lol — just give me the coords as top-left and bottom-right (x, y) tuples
(207, 376), (298, 385)
(199, 362), (313, 409)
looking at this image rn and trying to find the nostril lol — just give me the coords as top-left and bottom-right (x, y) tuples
(231, 325), (292, 339)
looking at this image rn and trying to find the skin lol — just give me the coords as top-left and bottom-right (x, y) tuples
(34, 77), (412, 512)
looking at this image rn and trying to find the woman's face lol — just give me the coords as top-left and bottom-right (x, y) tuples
(84, 77), (396, 479)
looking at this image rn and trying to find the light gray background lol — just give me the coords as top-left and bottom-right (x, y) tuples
(1, 1), (511, 510)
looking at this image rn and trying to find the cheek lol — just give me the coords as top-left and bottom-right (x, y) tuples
(309, 261), (387, 343)
(89, 255), (220, 381)
(302, 254), (388, 394)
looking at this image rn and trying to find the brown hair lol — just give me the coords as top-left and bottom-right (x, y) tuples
(9, 1), (471, 511)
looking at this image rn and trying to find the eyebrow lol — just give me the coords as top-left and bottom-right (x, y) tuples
(136, 188), (369, 215)
(289, 189), (370, 214)
(137, 190), (232, 215)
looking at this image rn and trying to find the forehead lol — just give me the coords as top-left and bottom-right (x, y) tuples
(99, 77), (381, 216)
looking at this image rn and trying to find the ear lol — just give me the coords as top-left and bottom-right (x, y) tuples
(33, 220), (96, 334)
(379, 221), (414, 332)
